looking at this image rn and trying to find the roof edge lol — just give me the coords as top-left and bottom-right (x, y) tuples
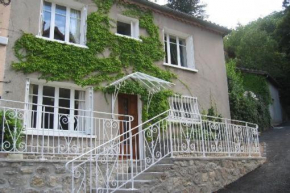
(237, 67), (281, 88)
(120, 0), (231, 36)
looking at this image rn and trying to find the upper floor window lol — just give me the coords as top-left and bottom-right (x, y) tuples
(116, 15), (140, 40)
(40, 1), (87, 45)
(164, 32), (196, 70)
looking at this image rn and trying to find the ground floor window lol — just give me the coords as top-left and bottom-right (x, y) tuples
(26, 82), (90, 132)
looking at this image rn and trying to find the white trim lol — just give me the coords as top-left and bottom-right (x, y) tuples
(163, 30), (196, 71)
(114, 33), (142, 42)
(40, 1), (87, 46)
(137, 95), (144, 160)
(35, 35), (89, 49)
(25, 128), (97, 138)
(163, 63), (198, 72)
(25, 81), (93, 136)
(116, 14), (140, 39)
(29, 78), (89, 90)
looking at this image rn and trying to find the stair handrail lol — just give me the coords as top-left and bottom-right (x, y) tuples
(65, 109), (260, 192)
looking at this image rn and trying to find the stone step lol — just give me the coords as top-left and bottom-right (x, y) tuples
(92, 188), (141, 193)
(116, 172), (163, 181)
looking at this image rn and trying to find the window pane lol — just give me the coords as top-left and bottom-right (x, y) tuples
(59, 88), (70, 99)
(69, 9), (81, 44)
(54, 5), (66, 41)
(42, 2), (52, 38)
(117, 21), (131, 36)
(170, 41), (178, 65)
(180, 45), (187, 67)
(43, 86), (55, 97)
(170, 36), (177, 44)
(32, 84), (39, 95)
(179, 38), (186, 46)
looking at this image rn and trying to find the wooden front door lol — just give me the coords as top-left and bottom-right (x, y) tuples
(118, 94), (139, 159)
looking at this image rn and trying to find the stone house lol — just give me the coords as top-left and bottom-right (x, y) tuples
(0, 0), (264, 192)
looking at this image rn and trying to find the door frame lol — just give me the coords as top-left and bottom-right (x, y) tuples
(113, 94), (143, 160)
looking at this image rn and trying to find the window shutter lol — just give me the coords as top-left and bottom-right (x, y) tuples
(80, 6), (88, 45)
(186, 36), (195, 69)
(38, 0), (44, 36)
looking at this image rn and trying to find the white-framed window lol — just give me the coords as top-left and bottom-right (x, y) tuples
(115, 14), (140, 40)
(39, 0), (87, 46)
(25, 80), (93, 134)
(164, 30), (196, 71)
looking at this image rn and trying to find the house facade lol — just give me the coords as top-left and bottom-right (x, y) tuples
(0, 1), (265, 192)
(0, 0), (230, 119)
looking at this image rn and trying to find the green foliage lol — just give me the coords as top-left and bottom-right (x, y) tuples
(0, 111), (24, 151)
(224, 10), (290, 116)
(12, 0), (175, 90)
(167, 0), (207, 19)
(201, 100), (223, 122)
(224, 12), (286, 78)
(275, 5), (290, 114)
(226, 60), (271, 131)
(12, 0), (177, 122)
(242, 74), (272, 104)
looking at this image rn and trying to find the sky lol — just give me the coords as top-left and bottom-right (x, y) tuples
(201, 0), (284, 29)
(153, 0), (284, 29)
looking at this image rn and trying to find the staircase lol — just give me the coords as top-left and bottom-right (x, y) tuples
(65, 109), (261, 193)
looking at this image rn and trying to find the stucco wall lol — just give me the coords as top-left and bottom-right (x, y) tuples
(1, 0), (230, 118)
(268, 82), (283, 125)
(0, 3), (11, 96)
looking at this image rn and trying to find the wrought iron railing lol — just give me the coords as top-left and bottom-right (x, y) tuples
(0, 99), (133, 159)
(65, 110), (260, 193)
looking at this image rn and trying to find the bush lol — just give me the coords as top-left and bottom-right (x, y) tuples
(0, 110), (24, 151)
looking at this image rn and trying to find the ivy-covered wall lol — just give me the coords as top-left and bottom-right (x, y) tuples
(2, 0), (232, 119)
(226, 60), (271, 130)
(11, 0), (176, 121)
(13, 0), (175, 89)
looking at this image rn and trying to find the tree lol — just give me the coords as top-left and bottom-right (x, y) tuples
(224, 8), (290, 117)
(167, 0), (207, 19)
(283, 0), (289, 8)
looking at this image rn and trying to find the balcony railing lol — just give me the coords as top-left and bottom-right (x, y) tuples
(0, 99), (133, 159)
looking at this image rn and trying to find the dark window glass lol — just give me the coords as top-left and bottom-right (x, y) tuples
(117, 21), (131, 36)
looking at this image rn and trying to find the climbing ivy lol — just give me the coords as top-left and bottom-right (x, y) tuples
(226, 60), (271, 131)
(12, 0), (176, 121)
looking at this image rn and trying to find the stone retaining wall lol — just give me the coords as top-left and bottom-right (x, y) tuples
(139, 157), (266, 193)
(0, 157), (266, 193)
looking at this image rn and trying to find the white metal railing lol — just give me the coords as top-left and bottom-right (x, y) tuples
(65, 110), (260, 193)
(0, 99), (133, 159)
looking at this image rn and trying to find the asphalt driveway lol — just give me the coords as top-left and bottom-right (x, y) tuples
(218, 122), (290, 193)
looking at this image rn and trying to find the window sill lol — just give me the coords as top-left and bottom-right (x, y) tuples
(115, 33), (142, 42)
(35, 35), (88, 49)
(163, 63), (198, 72)
(25, 128), (96, 138)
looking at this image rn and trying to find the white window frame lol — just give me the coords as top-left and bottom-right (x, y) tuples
(24, 79), (94, 137)
(163, 29), (197, 72)
(115, 14), (141, 41)
(37, 0), (88, 48)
